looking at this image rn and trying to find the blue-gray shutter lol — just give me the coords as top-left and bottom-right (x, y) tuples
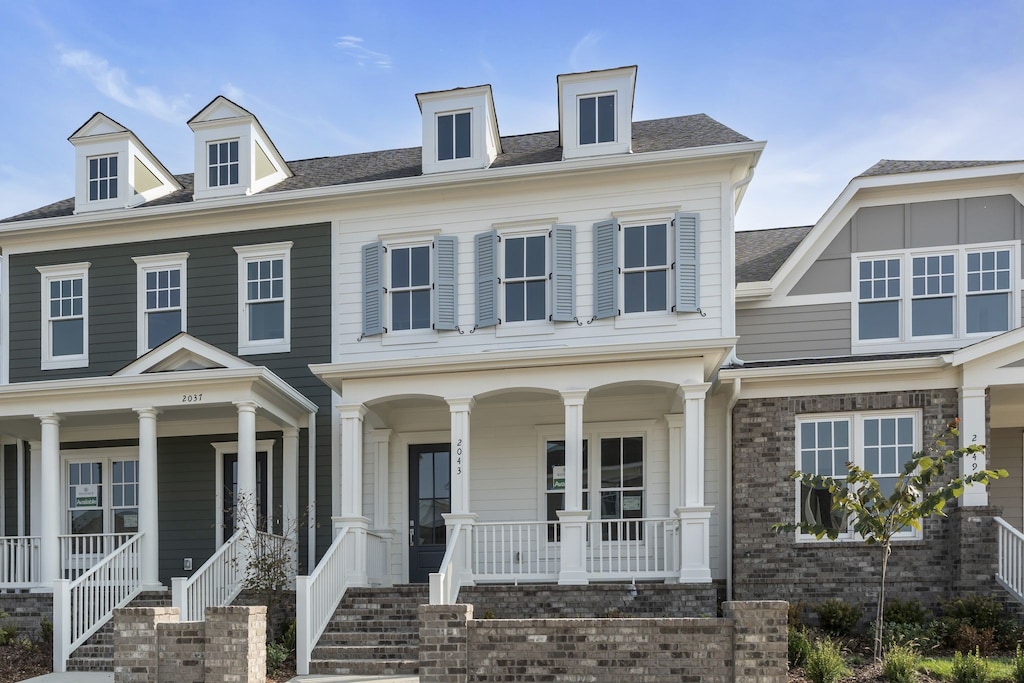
(475, 231), (498, 329)
(362, 241), (384, 337)
(593, 219), (619, 319)
(674, 212), (700, 313)
(550, 224), (576, 322)
(433, 235), (458, 330)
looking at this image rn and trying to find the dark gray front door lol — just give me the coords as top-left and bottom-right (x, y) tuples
(408, 443), (451, 583)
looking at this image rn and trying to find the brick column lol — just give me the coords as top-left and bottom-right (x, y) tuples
(724, 600), (788, 683)
(419, 604), (472, 683)
(952, 505), (1002, 596)
(205, 605), (267, 683)
(113, 606), (180, 683)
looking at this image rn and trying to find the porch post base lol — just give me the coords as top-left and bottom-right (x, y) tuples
(557, 510), (590, 586)
(675, 506), (713, 584)
(333, 515), (371, 587)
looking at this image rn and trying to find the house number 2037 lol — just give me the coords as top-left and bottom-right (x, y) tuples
(455, 439), (464, 476)
(181, 393), (203, 403)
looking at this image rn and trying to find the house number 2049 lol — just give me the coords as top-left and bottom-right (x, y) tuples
(181, 393), (203, 403)
(455, 439), (464, 475)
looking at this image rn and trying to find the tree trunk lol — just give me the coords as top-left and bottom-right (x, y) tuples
(875, 542), (892, 662)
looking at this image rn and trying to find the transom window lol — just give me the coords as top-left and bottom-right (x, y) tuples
(579, 93), (615, 145)
(855, 244), (1017, 348)
(797, 412), (918, 541)
(391, 245), (431, 331)
(504, 235), (547, 322)
(134, 253), (188, 354)
(209, 140), (239, 187)
(39, 263), (90, 369)
(235, 243), (291, 355)
(623, 223), (669, 313)
(437, 111), (471, 161)
(88, 155), (118, 201)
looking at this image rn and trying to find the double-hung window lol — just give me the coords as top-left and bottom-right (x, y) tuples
(623, 223), (669, 314)
(504, 234), (547, 323)
(967, 249), (1011, 333)
(391, 245), (432, 331)
(579, 93), (615, 145)
(235, 242), (291, 355)
(437, 111), (471, 161)
(857, 258), (901, 340)
(796, 411), (918, 541)
(39, 263), (89, 370)
(133, 253), (188, 355)
(65, 450), (139, 539)
(88, 155), (118, 201)
(910, 254), (955, 337)
(209, 139), (239, 187)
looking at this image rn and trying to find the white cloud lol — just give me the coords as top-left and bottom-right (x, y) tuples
(335, 35), (392, 69)
(568, 31), (603, 72)
(58, 48), (187, 124)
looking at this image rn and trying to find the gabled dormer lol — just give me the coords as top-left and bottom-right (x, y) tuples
(187, 96), (291, 201)
(68, 113), (182, 214)
(416, 85), (501, 175)
(557, 66), (637, 161)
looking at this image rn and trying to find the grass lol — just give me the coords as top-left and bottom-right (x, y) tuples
(919, 656), (1015, 681)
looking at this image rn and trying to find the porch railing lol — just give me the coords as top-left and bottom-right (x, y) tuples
(0, 536), (39, 587)
(59, 533), (134, 580)
(472, 521), (560, 582)
(586, 518), (680, 580)
(171, 530), (246, 622)
(53, 532), (142, 672)
(296, 525), (355, 676)
(430, 520), (469, 605)
(996, 517), (1024, 604)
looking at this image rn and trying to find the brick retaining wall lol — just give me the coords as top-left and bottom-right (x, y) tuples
(0, 593), (52, 637)
(458, 582), (719, 619)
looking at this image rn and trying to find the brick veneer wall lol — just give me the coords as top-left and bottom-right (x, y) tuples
(733, 389), (1003, 619)
(458, 583), (719, 619)
(0, 593), (52, 637)
(419, 600), (787, 683)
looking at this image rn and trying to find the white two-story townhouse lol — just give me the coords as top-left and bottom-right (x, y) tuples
(726, 160), (1024, 614)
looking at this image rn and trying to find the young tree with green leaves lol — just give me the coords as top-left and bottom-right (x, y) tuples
(772, 420), (1008, 661)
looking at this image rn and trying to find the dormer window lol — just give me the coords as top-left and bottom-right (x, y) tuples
(208, 140), (240, 187)
(88, 155), (118, 201)
(579, 94), (615, 145)
(438, 112), (471, 161)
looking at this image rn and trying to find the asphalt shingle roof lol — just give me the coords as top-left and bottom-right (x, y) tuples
(859, 159), (1024, 177)
(734, 225), (812, 283)
(2, 114), (751, 223)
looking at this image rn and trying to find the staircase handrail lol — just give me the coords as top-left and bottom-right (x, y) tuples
(171, 529), (247, 622)
(53, 532), (142, 673)
(296, 524), (354, 675)
(429, 521), (466, 605)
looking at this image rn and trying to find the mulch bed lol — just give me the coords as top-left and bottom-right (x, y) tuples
(788, 661), (945, 681)
(0, 643), (50, 683)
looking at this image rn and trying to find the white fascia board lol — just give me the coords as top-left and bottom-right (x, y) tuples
(0, 140), (765, 251)
(720, 355), (950, 382)
(949, 327), (1024, 367)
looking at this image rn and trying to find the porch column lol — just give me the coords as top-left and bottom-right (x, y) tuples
(675, 384), (712, 584)
(235, 401), (258, 539)
(135, 408), (161, 589)
(558, 390), (589, 586)
(36, 414), (61, 588)
(447, 398), (474, 516)
(337, 405), (369, 586)
(282, 428), (299, 562)
(369, 429), (392, 529)
(959, 387), (988, 507)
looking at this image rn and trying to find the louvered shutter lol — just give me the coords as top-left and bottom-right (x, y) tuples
(593, 219), (619, 319)
(550, 224), (576, 322)
(362, 241), (384, 337)
(475, 231), (498, 329)
(433, 235), (458, 330)
(674, 212), (700, 313)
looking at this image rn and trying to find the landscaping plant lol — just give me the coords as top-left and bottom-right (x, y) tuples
(951, 647), (989, 683)
(815, 598), (862, 637)
(804, 637), (850, 683)
(788, 626), (812, 669)
(882, 643), (919, 683)
(772, 420), (1007, 661)
(1013, 643), (1024, 683)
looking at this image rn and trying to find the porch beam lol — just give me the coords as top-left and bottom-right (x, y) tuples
(959, 387), (988, 507)
(447, 398), (474, 516)
(36, 414), (61, 587)
(135, 407), (161, 589)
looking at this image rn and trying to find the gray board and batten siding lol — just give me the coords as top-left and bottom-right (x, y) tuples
(736, 195), (1024, 362)
(7, 222), (333, 575)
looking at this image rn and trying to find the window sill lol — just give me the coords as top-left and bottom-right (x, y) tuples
(613, 314), (677, 330)
(496, 321), (556, 338)
(238, 340), (290, 356)
(794, 533), (923, 545)
(42, 356), (89, 371)
(381, 330), (439, 346)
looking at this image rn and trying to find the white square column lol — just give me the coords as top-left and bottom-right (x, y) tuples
(672, 383), (713, 584)
(558, 390), (589, 586)
(135, 408), (161, 590)
(234, 401), (259, 539)
(36, 414), (61, 588)
(959, 387), (988, 507)
(337, 404), (369, 586)
(447, 398), (474, 516)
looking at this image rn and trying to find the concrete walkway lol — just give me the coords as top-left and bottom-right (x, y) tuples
(23, 674), (112, 682)
(288, 676), (419, 683)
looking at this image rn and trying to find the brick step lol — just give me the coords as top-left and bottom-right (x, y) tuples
(309, 658), (419, 676)
(311, 644), (417, 660)
(329, 611), (422, 622)
(316, 631), (419, 646)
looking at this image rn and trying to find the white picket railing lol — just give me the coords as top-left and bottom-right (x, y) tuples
(996, 517), (1024, 604)
(59, 533), (133, 580)
(0, 536), (39, 587)
(296, 525), (356, 676)
(367, 530), (391, 586)
(171, 530), (246, 622)
(429, 521), (469, 605)
(472, 521), (559, 582)
(53, 532), (142, 672)
(586, 518), (680, 580)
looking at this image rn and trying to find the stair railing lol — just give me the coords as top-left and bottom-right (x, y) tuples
(996, 517), (1024, 604)
(296, 524), (356, 675)
(171, 529), (246, 622)
(53, 532), (142, 673)
(429, 520), (468, 605)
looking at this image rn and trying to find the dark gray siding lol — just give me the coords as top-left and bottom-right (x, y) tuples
(736, 303), (852, 361)
(2, 444), (18, 536)
(8, 223), (333, 570)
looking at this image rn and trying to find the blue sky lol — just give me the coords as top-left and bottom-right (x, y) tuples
(1, 1), (1022, 229)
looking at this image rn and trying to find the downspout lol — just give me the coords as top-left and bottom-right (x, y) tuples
(307, 411), (316, 571)
(724, 373), (742, 601)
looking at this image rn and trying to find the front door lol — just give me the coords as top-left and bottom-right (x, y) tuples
(223, 451), (269, 538)
(408, 443), (451, 583)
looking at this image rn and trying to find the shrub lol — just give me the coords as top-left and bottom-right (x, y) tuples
(0, 623), (17, 646)
(885, 598), (930, 626)
(789, 626), (812, 669)
(951, 647), (989, 683)
(882, 643), (919, 683)
(37, 619), (52, 645)
(1013, 644), (1024, 683)
(816, 598), (862, 637)
(949, 624), (997, 656)
(880, 621), (939, 651)
(788, 601), (806, 627)
(266, 640), (289, 674)
(804, 637), (850, 683)
(940, 595), (1018, 649)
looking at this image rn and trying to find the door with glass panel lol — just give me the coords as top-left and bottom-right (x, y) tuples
(408, 444), (450, 583)
(222, 452), (270, 540)
(65, 457), (139, 578)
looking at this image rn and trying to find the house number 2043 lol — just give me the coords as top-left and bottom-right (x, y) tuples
(181, 393), (203, 403)
(455, 439), (464, 475)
